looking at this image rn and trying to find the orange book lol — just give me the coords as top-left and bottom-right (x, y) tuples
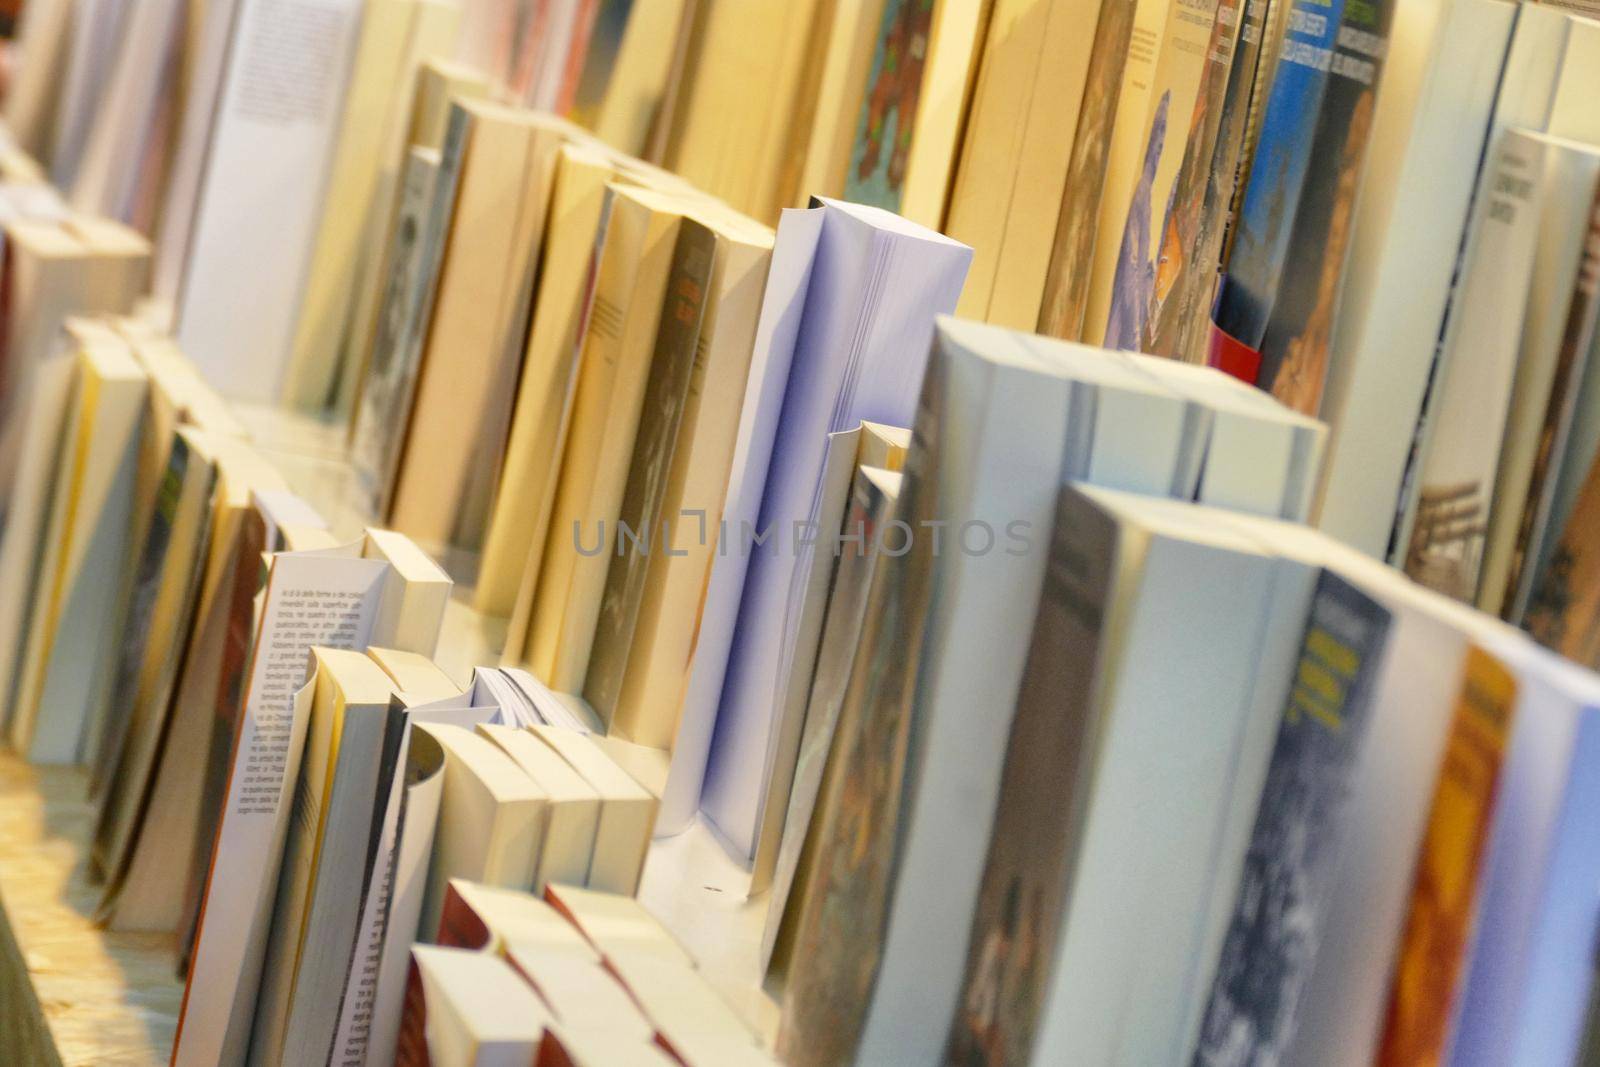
(1376, 645), (1517, 1066)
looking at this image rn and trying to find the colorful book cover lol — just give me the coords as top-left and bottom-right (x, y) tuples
(1208, 0), (1350, 360)
(1375, 645), (1516, 1067)
(1192, 569), (1391, 1066)
(843, 0), (936, 212)
(1254, 0), (1396, 413)
(1103, 0), (1223, 351)
(568, 0), (637, 125)
(1144, 0), (1264, 359)
(1527, 441), (1600, 670)
(943, 488), (1116, 1066)
(1036, 0), (1138, 339)
(775, 339), (944, 1067)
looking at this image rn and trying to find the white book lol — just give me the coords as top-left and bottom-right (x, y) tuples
(685, 199), (970, 853)
(854, 317), (1195, 1066)
(173, 0), (365, 401)
(506, 950), (654, 1040)
(1400, 128), (1559, 601)
(405, 946), (553, 1067)
(531, 724), (657, 895)
(46, 0), (134, 189)
(544, 882), (696, 969)
(1315, 0), (1516, 556)
(477, 723), (601, 893)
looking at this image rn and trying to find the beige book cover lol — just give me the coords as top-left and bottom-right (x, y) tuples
(388, 104), (568, 552)
(524, 184), (684, 692)
(605, 216), (773, 751)
(478, 144), (620, 618)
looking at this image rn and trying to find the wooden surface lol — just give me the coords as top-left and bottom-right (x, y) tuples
(0, 751), (181, 1066)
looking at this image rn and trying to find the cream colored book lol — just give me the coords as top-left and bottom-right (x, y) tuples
(544, 882), (696, 967)
(588, 212), (772, 749)
(1077, 0), (1179, 343)
(477, 143), (620, 617)
(251, 646), (403, 1067)
(369, 646), (462, 703)
(65, 215), (151, 315)
(364, 527), (453, 656)
(8, 340), (148, 764)
(590, 0), (693, 157)
(389, 104), (570, 552)
(536, 1027), (684, 1067)
(401, 946), (554, 1066)
(283, 0), (464, 413)
(531, 724), (657, 894)
(435, 879), (600, 958)
(946, 0), (1105, 327)
(1086, 0), (1218, 346)
(897, 0), (993, 229)
(523, 184), (685, 692)
(510, 950), (655, 1039)
(416, 722), (553, 942)
(5, 0), (73, 158)
(478, 722), (602, 892)
(605, 951), (758, 1052)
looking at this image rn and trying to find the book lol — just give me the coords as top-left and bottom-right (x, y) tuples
(396, 946), (553, 1067)
(695, 198), (970, 856)
(585, 205), (773, 743)
(388, 105), (569, 553)
(604, 951), (757, 1053)
(477, 722), (603, 893)
(370, 645), (462, 704)
(531, 724), (657, 894)
(281, 0), (465, 413)
(584, 0), (691, 157)
(761, 464), (901, 981)
(535, 1028), (681, 1067)
(937, 486), (1316, 1066)
(436, 879), (599, 958)
(475, 143), (619, 617)
(5, 0), (74, 160)
(748, 427), (909, 897)
(508, 949), (655, 1040)
(44, 0), (133, 190)
(1487, 169), (1600, 622)
(525, 190), (706, 693)
(1190, 572), (1393, 1065)
(544, 882), (696, 967)
(1312, 0), (1516, 557)
(173, 532), (450, 1067)
(776, 318), (1197, 1066)
(94, 436), (289, 933)
(172, 0), (366, 402)
(1089, 0), (1220, 348)
(1232, 0), (1398, 413)
(945, 0), (1104, 329)
(1138, 0), (1261, 358)
(1375, 645), (1517, 1065)
(250, 647), (406, 1067)
(6, 337), (148, 764)
(413, 723), (551, 943)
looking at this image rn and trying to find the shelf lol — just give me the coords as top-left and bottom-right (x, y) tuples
(0, 403), (779, 1065)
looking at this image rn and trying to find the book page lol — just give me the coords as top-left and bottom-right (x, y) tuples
(172, 552), (387, 1067)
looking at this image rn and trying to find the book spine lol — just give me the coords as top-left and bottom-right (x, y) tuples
(1374, 644), (1516, 1066)
(1192, 570), (1391, 1066)
(1254, 0), (1397, 413)
(1526, 426), (1600, 668)
(1504, 189), (1600, 622)
(1210, 0), (1348, 353)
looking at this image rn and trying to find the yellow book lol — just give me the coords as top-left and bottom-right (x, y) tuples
(388, 104), (569, 552)
(477, 143), (620, 618)
(523, 183), (686, 692)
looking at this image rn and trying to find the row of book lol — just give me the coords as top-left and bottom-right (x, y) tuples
(12, 0), (1600, 664)
(0, 297), (778, 1064)
(765, 316), (1600, 1067)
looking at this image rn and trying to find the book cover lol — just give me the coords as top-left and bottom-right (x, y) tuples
(1254, 0), (1396, 414)
(943, 489), (1115, 1066)
(1035, 0), (1138, 339)
(584, 218), (716, 727)
(1375, 645), (1516, 1066)
(568, 0), (637, 126)
(1527, 443), (1600, 669)
(1143, 0), (1260, 359)
(842, 0), (935, 212)
(775, 339), (944, 1067)
(1192, 569), (1391, 1065)
(1504, 189), (1600, 622)
(1208, 0), (1350, 363)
